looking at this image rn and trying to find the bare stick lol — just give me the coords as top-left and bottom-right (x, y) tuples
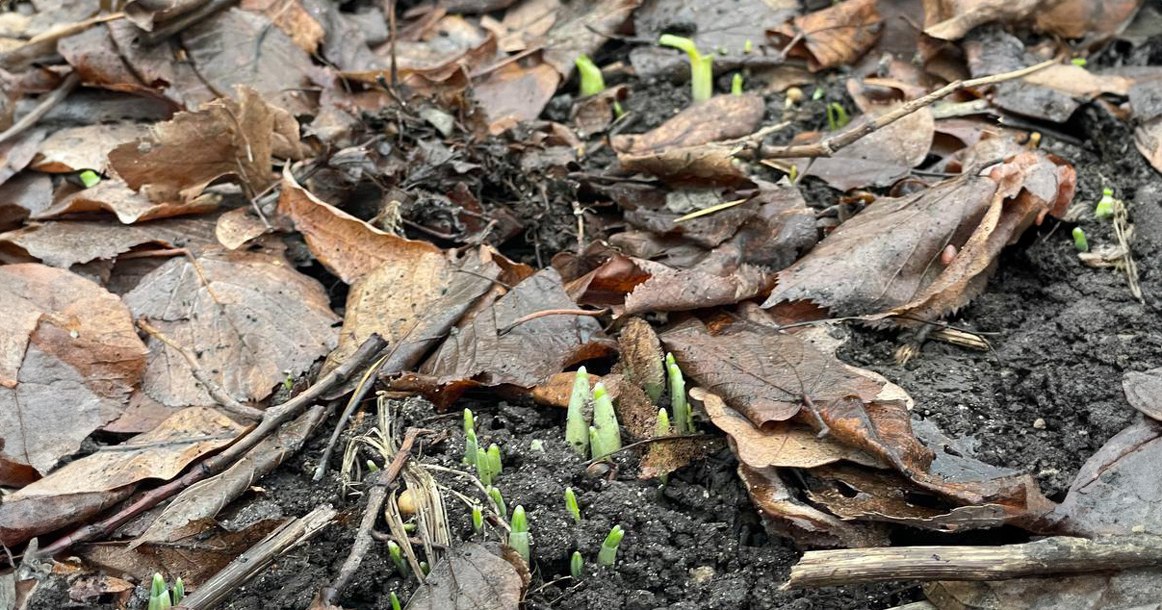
(176, 505), (338, 610)
(31, 334), (388, 560)
(137, 319), (264, 420)
(313, 350), (392, 481)
(746, 60), (1056, 160)
(319, 428), (427, 607)
(0, 72), (80, 146)
(784, 535), (1162, 589)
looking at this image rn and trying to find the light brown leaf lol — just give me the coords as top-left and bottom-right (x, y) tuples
(276, 170), (445, 284)
(922, 0), (1142, 40)
(617, 317), (666, 401)
(123, 248), (339, 407)
(764, 152), (1075, 324)
(108, 87), (305, 204)
(0, 216), (218, 268)
(473, 62), (561, 133)
(768, 0), (881, 71)
(240, 0), (325, 53)
(33, 179), (221, 224)
(612, 94), (765, 154)
(623, 255), (776, 315)
(540, 0), (640, 78)
(31, 123), (152, 173)
(0, 264), (148, 475)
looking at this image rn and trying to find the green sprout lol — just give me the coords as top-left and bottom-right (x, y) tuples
(655, 408), (671, 436)
(366, 459), (380, 473)
(509, 505), (530, 563)
(811, 87), (824, 101)
(566, 367), (591, 456)
(487, 443), (502, 475)
(575, 54), (606, 98)
(826, 102), (850, 131)
(1072, 227), (1089, 252)
(731, 73), (743, 96)
(78, 169), (101, 188)
(476, 446), (493, 486)
(390, 591), (403, 610)
(488, 486), (508, 521)
(463, 409), (478, 466)
(148, 573), (171, 610)
(388, 540), (409, 577)
(282, 370), (294, 391)
(666, 354), (692, 434)
(420, 561), (430, 575)
(570, 550), (584, 579)
(472, 503), (484, 533)
(1095, 187), (1116, 219)
(597, 525), (624, 567)
(659, 34), (714, 104)
(403, 522), (417, 534)
(743, 39), (753, 54)
(1072, 57), (1087, 67)
(172, 578), (183, 605)
(564, 487), (581, 523)
(464, 408), (475, 435)
(591, 383), (621, 459)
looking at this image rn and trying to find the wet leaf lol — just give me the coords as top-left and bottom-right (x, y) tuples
(612, 94), (765, 154)
(1123, 368), (1162, 420)
(0, 216), (218, 268)
(768, 0), (881, 72)
(277, 170), (445, 284)
(419, 268), (612, 406)
(123, 248), (339, 408)
(404, 543), (523, 610)
(764, 152), (1075, 324)
(0, 264), (147, 475)
(0, 407), (242, 547)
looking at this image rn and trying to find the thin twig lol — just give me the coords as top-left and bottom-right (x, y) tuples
(176, 505), (338, 610)
(312, 350), (392, 481)
(784, 535), (1162, 589)
(319, 428), (428, 607)
(0, 72), (80, 146)
(583, 433), (715, 466)
(137, 319), (265, 420)
(498, 308), (608, 335)
(744, 60), (1057, 160)
(31, 335), (388, 560)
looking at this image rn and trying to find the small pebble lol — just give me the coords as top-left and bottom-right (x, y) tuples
(1033, 418), (1046, 429)
(689, 566), (715, 584)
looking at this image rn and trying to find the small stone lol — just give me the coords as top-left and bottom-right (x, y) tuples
(689, 566), (715, 584)
(1033, 418), (1046, 429)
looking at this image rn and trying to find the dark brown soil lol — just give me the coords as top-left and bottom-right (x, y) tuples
(34, 30), (1162, 610)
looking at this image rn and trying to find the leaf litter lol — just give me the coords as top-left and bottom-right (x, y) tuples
(0, 0), (1160, 608)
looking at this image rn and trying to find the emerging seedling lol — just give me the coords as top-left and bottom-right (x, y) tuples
(463, 409), (478, 466)
(1095, 187), (1116, 219)
(390, 591), (403, 610)
(655, 407), (671, 436)
(388, 540), (409, 577)
(1073, 226), (1090, 252)
(476, 446), (493, 486)
(591, 383), (621, 459)
(571, 550), (584, 579)
(487, 443), (503, 475)
(826, 102), (850, 131)
(488, 486), (508, 520)
(597, 525), (624, 567)
(78, 169), (101, 188)
(148, 573), (171, 610)
(172, 578), (184, 605)
(564, 487), (581, 523)
(731, 73), (743, 96)
(509, 505), (531, 563)
(666, 353), (692, 434)
(659, 34), (714, 103)
(575, 54), (606, 97)
(472, 503), (484, 533)
(566, 367), (591, 456)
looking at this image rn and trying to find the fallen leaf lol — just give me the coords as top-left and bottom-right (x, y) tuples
(623, 253), (776, 315)
(616, 317), (666, 401)
(612, 94), (765, 154)
(1123, 368), (1162, 420)
(57, 26), (159, 100)
(0, 216), (218, 268)
(276, 170), (446, 284)
(108, 86), (305, 204)
(922, 0), (1143, 40)
(107, 20), (218, 109)
(768, 0), (881, 71)
(68, 574), (134, 604)
(31, 123), (152, 173)
(0, 264), (148, 475)
(419, 267), (612, 407)
(618, 143), (750, 186)
(215, 206), (274, 250)
(541, 0), (640, 78)
(0, 127), (47, 187)
(473, 62), (561, 133)
(34, 179), (221, 224)
(764, 152), (1075, 325)
(404, 543), (523, 610)
(123, 248), (339, 408)
(241, 0), (325, 53)
(926, 569), (1162, 610)
(0, 173), (53, 231)
(0, 407), (242, 547)
(790, 104), (934, 190)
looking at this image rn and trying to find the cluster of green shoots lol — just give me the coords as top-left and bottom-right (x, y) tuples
(561, 486), (624, 578)
(463, 409), (503, 486)
(565, 368), (622, 460)
(1074, 187), (1123, 252)
(147, 574), (184, 610)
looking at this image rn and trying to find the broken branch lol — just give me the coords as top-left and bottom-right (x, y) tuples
(784, 535), (1162, 589)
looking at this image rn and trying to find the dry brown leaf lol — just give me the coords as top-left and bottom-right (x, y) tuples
(617, 317), (666, 401)
(108, 87), (305, 204)
(182, 8), (316, 115)
(0, 216), (218, 268)
(57, 26), (159, 100)
(618, 143), (750, 186)
(0, 173), (53, 232)
(123, 248), (339, 408)
(0, 407), (241, 548)
(764, 152), (1075, 324)
(0, 264), (147, 475)
(276, 170), (445, 284)
(0, 128), (47, 187)
(31, 123), (152, 174)
(623, 255), (776, 315)
(923, 0), (1143, 40)
(419, 267), (613, 407)
(612, 94), (765, 154)
(790, 104), (934, 190)
(240, 0), (325, 53)
(215, 206), (275, 250)
(107, 20), (218, 109)
(404, 544), (524, 610)
(541, 0), (640, 78)
(768, 0), (881, 71)
(473, 62), (561, 133)
(33, 179), (221, 224)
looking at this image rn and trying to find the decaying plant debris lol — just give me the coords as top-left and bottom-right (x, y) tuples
(1, 0), (1161, 609)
